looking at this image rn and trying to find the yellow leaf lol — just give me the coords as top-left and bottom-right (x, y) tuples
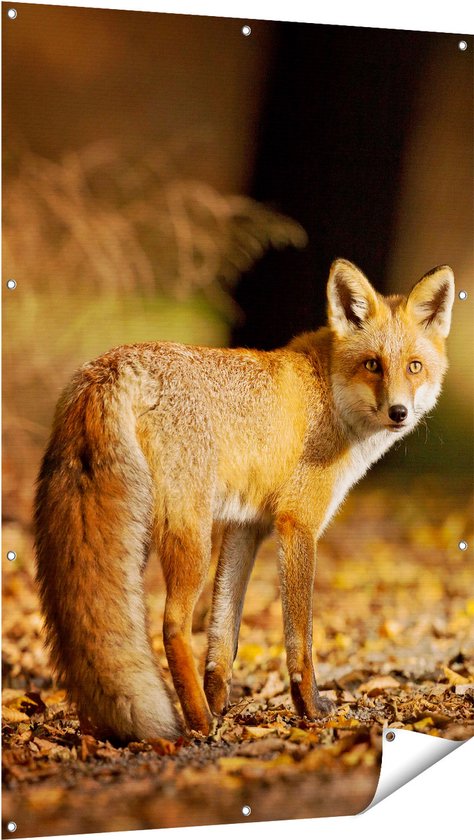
(219, 756), (259, 773)
(236, 643), (265, 663)
(379, 619), (403, 640)
(1, 689), (24, 706)
(334, 632), (352, 650)
(363, 748), (378, 767)
(288, 727), (319, 743)
(443, 667), (470, 686)
(325, 716), (360, 729)
(342, 743), (368, 766)
(2, 705), (29, 723)
(242, 726), (277, 740)
(413, 717), (434, 731)
(466, 599), (474, 618)
(43, 690), (67, 706)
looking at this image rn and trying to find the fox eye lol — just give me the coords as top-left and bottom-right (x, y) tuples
(408, 360), (423, 374)
(364, 359), (381, 373)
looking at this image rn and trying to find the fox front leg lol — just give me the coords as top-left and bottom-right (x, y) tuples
(276, 513), (335, 719)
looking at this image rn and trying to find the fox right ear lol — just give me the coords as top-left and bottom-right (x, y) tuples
(405, 265), (455, 339)
(327, 259), (378, 336)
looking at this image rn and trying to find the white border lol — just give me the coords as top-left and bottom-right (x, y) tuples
(2, 2), (473, 839)
(4, 0), (474, 34)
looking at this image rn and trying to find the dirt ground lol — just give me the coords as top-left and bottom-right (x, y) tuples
(2, 478), (474, 836)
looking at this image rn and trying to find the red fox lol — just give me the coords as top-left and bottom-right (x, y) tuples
(35, 259), (454, 742)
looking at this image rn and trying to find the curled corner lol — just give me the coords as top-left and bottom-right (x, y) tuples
(362, 727), (462, 811)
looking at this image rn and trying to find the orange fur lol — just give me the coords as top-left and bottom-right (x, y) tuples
(34, 259), (454, 741)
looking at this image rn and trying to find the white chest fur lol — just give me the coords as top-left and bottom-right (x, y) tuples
(319, 430), (394, 534)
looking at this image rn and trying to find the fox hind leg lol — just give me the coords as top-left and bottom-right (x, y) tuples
(160, 526), (214, 735)
(204, 523), (266, 715)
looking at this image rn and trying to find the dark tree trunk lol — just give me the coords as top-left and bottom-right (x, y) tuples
(232, 24), (433, 349)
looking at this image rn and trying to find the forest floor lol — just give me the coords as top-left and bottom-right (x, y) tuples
(2, 478), (474, 836)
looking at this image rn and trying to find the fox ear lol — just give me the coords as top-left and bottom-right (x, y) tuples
(405, 266), (455, 339)
(327, 259), (378, 336)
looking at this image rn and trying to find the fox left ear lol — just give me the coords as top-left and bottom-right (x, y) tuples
(327, 259), (379, 336)
(405, 266), (455, 339)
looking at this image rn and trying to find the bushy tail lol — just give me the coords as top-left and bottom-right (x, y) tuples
(34, 360), (181, 742)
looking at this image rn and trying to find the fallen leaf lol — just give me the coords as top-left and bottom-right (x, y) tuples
(443, 667), (470, 686)
(43, 690), (67, 707)
(358, 676), (400, 696)
(80, 735), (100, 761)
(341, 742), (369, 766)
(148, 737), (180, 755)
(242, 725), (276, 740)
(2, 689), (25, 706)
(455, 684), (474, 696)
(324, 716), (361, 729)
(379, 619), (403, 640)
(413, 717), (434, 731)
(32, 737), (55, 753)
(288, 727), (320, 744)
(218, 756), (258, 773)
(236, 737), (285, 757)
(2, 705), (29, 723)
(259, 671), (286, 699)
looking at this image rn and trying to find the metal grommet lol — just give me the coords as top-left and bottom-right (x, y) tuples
(385, 730), (396, 742)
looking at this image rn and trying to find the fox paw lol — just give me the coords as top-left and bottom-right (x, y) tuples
(290, 675), (336, 719)
(313, 694), (336, 717)
(204, 665), (231, 716)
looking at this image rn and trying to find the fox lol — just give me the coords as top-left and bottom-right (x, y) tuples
(34, 258), (455, 743)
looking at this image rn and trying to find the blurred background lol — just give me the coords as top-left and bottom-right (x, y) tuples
(2, 5), (473, 833)
(3, 5), (473, 523)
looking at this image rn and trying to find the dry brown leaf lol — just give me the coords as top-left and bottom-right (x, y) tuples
(96, 745), (120, 759)
(259, 671), (286, 699)
(236, 737), (285, 757)
(2, 705), (30, 723)
(242, 725), (277, 740)
(2, 689), (25, 706)
(455, 684), (474, 696)
(32, 737), (56, 753)
(127, 741), (153, 753)
(148, 737), (181, 755)
(358, 675), (400, 695)
(79, 735), (101, 761)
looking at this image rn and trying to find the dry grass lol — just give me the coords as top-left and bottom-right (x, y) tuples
(4, 141), (307, 303)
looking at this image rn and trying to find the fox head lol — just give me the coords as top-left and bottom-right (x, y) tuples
(327, 258), (455, 437)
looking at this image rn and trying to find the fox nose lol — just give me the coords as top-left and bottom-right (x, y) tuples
(388, 404), (408, 423)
